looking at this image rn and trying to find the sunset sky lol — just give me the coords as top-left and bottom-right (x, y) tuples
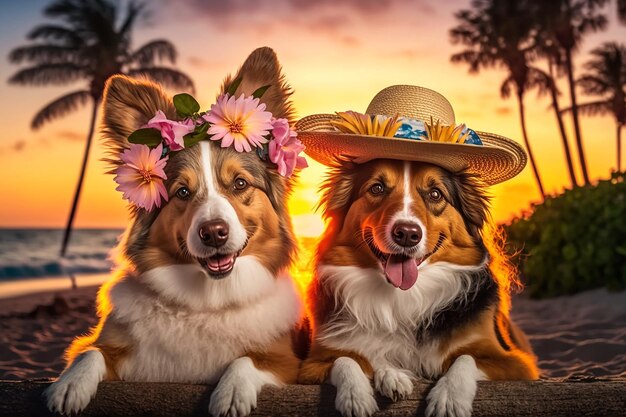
(0, 0), (624, 237)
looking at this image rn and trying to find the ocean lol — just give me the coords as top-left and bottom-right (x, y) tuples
(0, 229), (122, 281)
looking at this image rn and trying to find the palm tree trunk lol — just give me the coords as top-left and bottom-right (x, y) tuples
(59, 97), (99, 287)
(618, 123), (623, 172)
(564, 48), (590, 185)
(548, 60), (578, 188)
(517, 91), (545, 199)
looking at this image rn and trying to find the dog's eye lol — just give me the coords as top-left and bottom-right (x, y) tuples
(369, 183), (385, 195)
(175, 187), (191, 200)
(429, 188), (443, 201)
(234, 178), (248, 191)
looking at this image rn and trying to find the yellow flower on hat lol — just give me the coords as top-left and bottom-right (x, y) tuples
(424, 116), (470, 143)
(331, 111), (402, 138)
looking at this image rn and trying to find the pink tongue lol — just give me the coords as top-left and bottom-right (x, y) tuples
(384, 255), (418, 290)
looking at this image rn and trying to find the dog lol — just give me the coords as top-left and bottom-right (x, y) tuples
(299, 159), (539, 417)
(45, 47), (304, 417)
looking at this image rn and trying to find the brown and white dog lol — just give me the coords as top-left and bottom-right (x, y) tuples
(45, 47), (303, 417)
(299, 159), (539, 417)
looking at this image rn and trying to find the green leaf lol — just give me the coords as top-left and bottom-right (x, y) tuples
(251, 84), (271, 99)
(173, 93), (200, 117)
(226, 75), (243, 96)
(183, 133), (205, 148)
(128, 128), (162, 146)
(183, 123), (209, 148)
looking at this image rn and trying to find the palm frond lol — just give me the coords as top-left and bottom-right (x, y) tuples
(44, 0), (117, 47)
(78, 0), (118, 45)
(27, 24), (82, 45)
(499, 75), (515, 99)
(132, 40), (177, 66)
(577, 74), (611, 95)
(449, 0), (535, 86)
(118, 1), (144, 39)
(577, 42), (626, 96)
(527, 67), (554, 98)
(9, 44), (78, 64)
(450, 50), (494, 73)
(450, 9), (482, 45)
(619, 0), (626, 25)
(45, 0), (115, 25)
(31, 90), (91, 129)
(531, 0), (609, 60)
(44, 0), (82, 17)
(8, 63), (86, 86)
(561, 100), (611, 117)
(128, 67), (195, 93)
(578, 13), (608, 35)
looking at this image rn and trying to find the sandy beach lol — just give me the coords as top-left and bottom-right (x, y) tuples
(0, 278), (624, 381)
(512, 288), (626, 380)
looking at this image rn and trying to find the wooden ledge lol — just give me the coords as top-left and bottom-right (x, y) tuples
(0, 380), (624, 416)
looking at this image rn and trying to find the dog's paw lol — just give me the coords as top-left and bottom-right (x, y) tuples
(374, 367), (414, 401)
(45, 377), (96, 415)
(331, 357), (379, 417)
(425, 356), (480, 417)
(209, 377), (258, 417)
(425, 374), (475, 417)
(335, 384), (378, 417)
(44, 350), (105, 415)
(209, 357), (278, 417)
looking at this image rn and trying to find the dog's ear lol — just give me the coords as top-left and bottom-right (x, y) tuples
(222, 47), (299, 199)
(447, 172), (491, 239)
(101, 75), (175, 155)
(220, 47), (295, 124)
(318, 159), (357, 222)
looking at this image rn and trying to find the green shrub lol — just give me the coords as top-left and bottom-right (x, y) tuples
(504, 172), (626, 298)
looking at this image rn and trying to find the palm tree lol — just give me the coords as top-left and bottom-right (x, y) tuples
(531, 0), (610, 185)
(532, 37), (579, 188)
(450, 0), (546, 198)
(562, 42), (626, 171)
(8, 0), (194, 269)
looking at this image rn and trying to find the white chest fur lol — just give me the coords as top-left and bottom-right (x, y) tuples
(318, 262), (481, 378)
(106, 259), (301, 383)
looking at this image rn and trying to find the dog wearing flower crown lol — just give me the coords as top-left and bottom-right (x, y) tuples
(297, 85), (538, 417)
(44, 47), (307, 417)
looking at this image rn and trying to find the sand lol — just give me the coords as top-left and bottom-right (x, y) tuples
(511, 288), (626, 380)
(0, 286), (99, 380)
(0, 281), (624, 381)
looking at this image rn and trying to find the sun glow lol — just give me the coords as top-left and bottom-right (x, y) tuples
(285, 157), (328, 290)
(482, 222), (522, 317)
(288, 203), (324, 292)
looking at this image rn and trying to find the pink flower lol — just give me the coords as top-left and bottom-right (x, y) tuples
(203, 94), (273, 152)
(268, 118), (308, 177)
(146, 110), (194, 151)
(114, 144), (169, 211)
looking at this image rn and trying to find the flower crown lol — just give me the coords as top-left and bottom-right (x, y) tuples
(114, 77), (308, 212)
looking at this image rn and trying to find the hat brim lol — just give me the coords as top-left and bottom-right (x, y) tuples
(296, 114), (527, 185)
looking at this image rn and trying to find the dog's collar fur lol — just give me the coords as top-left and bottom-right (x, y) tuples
(316, 258), (493, 339)
(414, 261), (497, 343)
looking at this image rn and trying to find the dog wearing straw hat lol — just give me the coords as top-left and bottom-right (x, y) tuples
(297, 85), (539, 417)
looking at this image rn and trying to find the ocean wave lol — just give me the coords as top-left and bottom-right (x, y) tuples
(0, 229), (120, 280)
(0, 259), (111, 280)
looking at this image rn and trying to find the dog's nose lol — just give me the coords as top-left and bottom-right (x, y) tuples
(199, 219), (229, 247)
(391, 222), (422, 247)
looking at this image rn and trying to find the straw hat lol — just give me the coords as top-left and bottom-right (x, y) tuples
(296, 85), (527, 185)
